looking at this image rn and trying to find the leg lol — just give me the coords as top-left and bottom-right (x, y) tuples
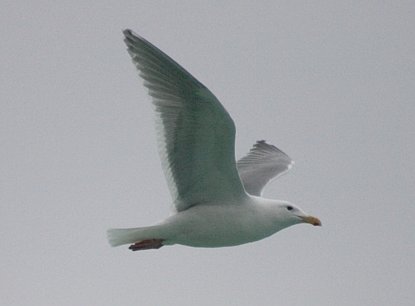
(129, 239), (164, 251)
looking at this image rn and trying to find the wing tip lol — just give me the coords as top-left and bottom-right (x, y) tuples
(123, 28), (134, 37)
(254, 140), (290, 157)
(123, 29), (147, 46)
(255, 139), (275, 149)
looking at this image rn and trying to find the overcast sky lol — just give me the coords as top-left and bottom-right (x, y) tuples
(1, 1), (414, 305)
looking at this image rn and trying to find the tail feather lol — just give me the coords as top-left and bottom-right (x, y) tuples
(107, 226), (159, 247)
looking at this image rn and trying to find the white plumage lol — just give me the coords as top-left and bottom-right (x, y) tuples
(107, 30), (320, 251)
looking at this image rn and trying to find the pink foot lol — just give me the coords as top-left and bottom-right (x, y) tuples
(129, 239), (164, 251)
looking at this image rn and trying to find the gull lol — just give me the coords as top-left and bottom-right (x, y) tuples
(107, 30), (321, 251)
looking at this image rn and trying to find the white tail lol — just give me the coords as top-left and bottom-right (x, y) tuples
(107, 226), (159, 247)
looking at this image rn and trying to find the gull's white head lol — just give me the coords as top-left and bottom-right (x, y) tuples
(274, 202), (322, 228)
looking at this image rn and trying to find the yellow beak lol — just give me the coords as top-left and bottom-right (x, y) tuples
(300, 215), (322, 226)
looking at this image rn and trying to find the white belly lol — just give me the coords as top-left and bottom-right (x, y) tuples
(161, 203), (280, 247)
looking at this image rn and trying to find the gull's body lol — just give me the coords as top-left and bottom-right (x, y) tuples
(107, 30), (320, 251)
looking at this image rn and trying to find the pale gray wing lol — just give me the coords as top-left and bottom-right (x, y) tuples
(124, 30), (247, 211)
(237, 140), (294, 196)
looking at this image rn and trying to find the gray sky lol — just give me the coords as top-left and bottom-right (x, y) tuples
(1, 1), (414, 305)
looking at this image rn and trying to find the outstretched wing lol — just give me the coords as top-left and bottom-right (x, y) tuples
(124, 30), (247, 211)
(237, 140), (294, 196)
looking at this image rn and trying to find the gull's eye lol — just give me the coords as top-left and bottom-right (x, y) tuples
(286, 205), (293, 211)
